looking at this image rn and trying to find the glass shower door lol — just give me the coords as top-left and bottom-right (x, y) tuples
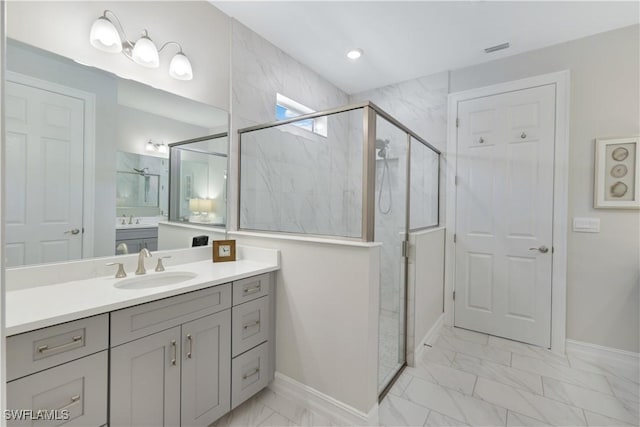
(375, 116), (409, 394)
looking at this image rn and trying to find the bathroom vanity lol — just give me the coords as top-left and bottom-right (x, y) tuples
(5, 247), (278, 427)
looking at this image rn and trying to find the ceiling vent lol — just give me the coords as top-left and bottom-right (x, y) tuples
(484, 42), (510, 53)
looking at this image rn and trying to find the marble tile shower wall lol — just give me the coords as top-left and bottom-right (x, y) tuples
(350, 72), (449, 229)
(232, 20), (366, 236)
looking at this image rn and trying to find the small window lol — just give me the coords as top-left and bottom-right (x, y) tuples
(276, 93), (327, 137)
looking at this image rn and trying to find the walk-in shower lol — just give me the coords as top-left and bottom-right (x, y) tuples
(237, 102), (440, 397)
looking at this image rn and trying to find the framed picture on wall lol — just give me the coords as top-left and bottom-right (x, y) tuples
(594, 137), (640, 209)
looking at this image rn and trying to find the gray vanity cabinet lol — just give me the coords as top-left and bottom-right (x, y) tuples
(110, 327), (181, 426)
(109, 285), (233, 427)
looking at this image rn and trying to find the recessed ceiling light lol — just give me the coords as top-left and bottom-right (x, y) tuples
(347, 48), (363, 60)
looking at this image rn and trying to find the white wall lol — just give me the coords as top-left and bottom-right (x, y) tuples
(6, 1), (230, 111)
(450, 25), (640, 353)
(230, 232), (380, 415)
(407, 228), (445, 365)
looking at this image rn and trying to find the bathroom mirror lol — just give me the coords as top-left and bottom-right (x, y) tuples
(3, 38), (229, 268)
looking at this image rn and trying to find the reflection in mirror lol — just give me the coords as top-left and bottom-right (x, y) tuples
(4, 39), (229, 267)
(116, 152), (168, 217)
(169, 135), (228, 227)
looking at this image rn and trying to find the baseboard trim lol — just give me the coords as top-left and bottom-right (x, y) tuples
(566, 339), (639, 366)
(269, 372), (377, 426)
(413, 313), (445, 364)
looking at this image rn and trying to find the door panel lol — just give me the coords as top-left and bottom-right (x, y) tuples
(5, 79), (84, 267)
(181, 311), (231, 427)
(455, 84), (555, 348)
(110, 327), (181, 427)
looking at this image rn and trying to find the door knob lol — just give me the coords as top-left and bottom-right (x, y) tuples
(65, 228), (80, 235)
(529, 246), (549, 254)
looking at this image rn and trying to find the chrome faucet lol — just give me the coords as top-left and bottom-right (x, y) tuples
(135, 248), (152, 275)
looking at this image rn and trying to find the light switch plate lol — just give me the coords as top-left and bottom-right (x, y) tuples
(573, 217), (600, 233)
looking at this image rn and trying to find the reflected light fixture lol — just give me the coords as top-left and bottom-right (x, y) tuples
(347, 48), (363, 60)
(146, 140), (167, 153)
(89, 10), (193, 80)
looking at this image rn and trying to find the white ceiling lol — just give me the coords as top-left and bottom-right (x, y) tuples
(213, 1), (639, 94)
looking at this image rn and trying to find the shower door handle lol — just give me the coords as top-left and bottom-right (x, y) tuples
(65, 228), (80, 235)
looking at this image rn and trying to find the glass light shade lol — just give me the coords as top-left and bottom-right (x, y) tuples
(132, 36), (159, 68)
(200, 199), (215, 213)
(169, 52), (193, 80)
(89, 17), (122, 53)
(189, 198), (200, 212)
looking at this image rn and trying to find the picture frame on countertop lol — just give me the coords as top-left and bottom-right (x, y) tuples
(594, 137), (640, 209)
(212, 239), (236, 262)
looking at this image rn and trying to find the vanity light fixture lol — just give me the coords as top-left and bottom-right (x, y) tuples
(347, 48), (363, 60)
(89, 10), (193, 80)
(145, 140), (167, 153)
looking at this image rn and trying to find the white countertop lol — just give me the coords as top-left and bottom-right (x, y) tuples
(6, 259), (279, 336)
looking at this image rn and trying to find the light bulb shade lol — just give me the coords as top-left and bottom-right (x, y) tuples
(132, 36), (159, 68)
(90, 16), (122, 53)
(200, 199), (215, 213)
(169, 52), (193, 80)
(189, 198), (200, 212)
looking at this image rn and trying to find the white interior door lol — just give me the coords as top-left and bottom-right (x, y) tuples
(454, 84), (555, 348)
(5, 79), (85, 267)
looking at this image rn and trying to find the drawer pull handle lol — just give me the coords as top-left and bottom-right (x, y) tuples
(38, 335), (83, 353)
(56, 395), (81, 411)
(243, 285), (261, 295)
(186, 334), (193, 359)
(243, 320), (260, 330)
(171, 340), (177, 366)
(243, 367), (260, 380)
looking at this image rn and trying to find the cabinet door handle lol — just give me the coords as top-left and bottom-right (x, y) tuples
(243, 367), (260, 380)
(243, 285), (261, 295)
(38, 335), (83, 353)
(243, 320), (261, 330)
(186, 334), (192, 359)
(170, 340), (177, 366)
(55, 395), (80, 412)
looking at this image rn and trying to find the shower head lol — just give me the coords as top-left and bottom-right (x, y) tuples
(375, 139), (389, 149)
(376, 139), (389, 158)
(133, 167), (149, 176)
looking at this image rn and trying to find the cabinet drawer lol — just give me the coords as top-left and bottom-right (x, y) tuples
(232, 296), (269, 357)
(7, 314), (108, 381)
(233, 273), (270, 305)
(7, 351), (108, 427)
(116, 228), (158, 240)
(111, 283), (232, 347)
(231, 342), (270, 409)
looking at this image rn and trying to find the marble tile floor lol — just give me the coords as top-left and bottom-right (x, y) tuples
(214, 326), (639, 427)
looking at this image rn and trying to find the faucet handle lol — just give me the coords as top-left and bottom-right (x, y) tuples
(106, 262), (127, 278)
(155, 256), (172, 272)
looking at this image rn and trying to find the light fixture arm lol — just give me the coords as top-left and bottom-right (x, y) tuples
(102, 10), (135, 50)
(158, 41), (185, 54)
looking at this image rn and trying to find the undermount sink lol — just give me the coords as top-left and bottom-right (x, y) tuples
(114, 272), (198, 289)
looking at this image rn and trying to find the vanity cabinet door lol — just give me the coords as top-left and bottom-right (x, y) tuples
(181, 310), (231, 427)
(110, 327), (181, 427)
